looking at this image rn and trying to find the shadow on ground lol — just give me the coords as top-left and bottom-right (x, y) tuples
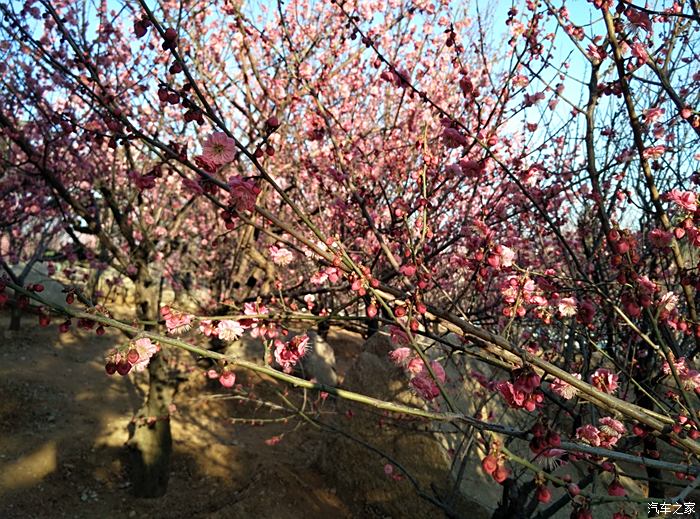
(0, 313), (358, 519)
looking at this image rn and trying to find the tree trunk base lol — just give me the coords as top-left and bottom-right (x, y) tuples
(126, 352), (177, 498)
(9, 306), (21, 331)
(127, 418), (172, 498)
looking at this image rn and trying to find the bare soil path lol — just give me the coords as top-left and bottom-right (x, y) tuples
(0, 315), (366, 519)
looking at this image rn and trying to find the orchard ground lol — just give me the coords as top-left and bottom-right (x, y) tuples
(4, 308), (700, 518)
(0, 312), (373, 519)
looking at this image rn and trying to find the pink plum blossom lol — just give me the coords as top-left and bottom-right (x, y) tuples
(575, 424), (601, 447)
(274, 334), (310, 373)
(607, 480), (626, 497)
(591, 368), (619, 394)
(662, 357), (700, 391)
(643, 106), (664, 124)
(625, 8), (653, 33)
(269, 245), (294, 266)
(442, 127), (467, 148)
(659, 292), (678, 314)
(219, 371), (236, 388)
(217, 319), (245, 341)
(599, 416), (626, 437)
(648, 228), (673, 248)
(203, 131), (236, 164)
(550, 374), (581, 400)
(199, 320), (218, 337)
(242, 302), (276, 339)
(130, 338), (159, 372)
(636, 275), (657, 295)
(389, 347), (412, 365)
(160, 306), (193, 335)
(194, 154), (219, 173)
(630, 42), (648, 62)
(409, 360), (446, 401)
(497, 380), (544, 412)
(665, 189), (697, 212)
(228, 176), (260, 212)
(558, 297), (578, 317)
(389, 325), (410, 346)
(642, 145), (666, 159)
(406, 357), (426, 375)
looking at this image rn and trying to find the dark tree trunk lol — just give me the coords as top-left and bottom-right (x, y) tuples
(491, 478), (536, 519)
(366, 317), (379, 338)
(126, 266), (177, 498)
(318, 318), (331, 340)
(638, 392), (665, 499)
(127, 352), (175, 497)
(9, 303), (21, 331)
(86, 267), (104, 303)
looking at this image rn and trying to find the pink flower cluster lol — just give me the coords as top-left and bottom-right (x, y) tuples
(129, 170), (157, 191)
(409, 360), (446, 401)
(662, 357), (700, 392)
(577, 299), (596, 325)
(273, 334), (310, 373)
(388, 325), (410, 346)
(228, 176), (260, 213)
(310, 266), (342, 285)
(486, 244), (515, 269)
(607, 480), (626, 497)
(575, 417), (626, 448)
(458, 158), (484, 178)
(198, 319), (217, 337)
(194, 154), (219, 173)
(208, 368), (236, 388)
(442, 127), (467, 148)
(624, 7), (653, 33)
(500, 276), (549, 318)
(197, 318), (247, 342)
(481, 453), (510, 484)
(269, 245), (294, 266)
(160, 306), (193, 335)
(642, 145), (666, 159)
(380, 67), (410, 88)
(665, 189), (698, 213)
(648, 228), (673, 248)
(389, 348), (446, 401)
(162, 308), (253, 342)
(496, 369), (543, 412)
(550, 373), (581, 400)
(529, 422), (561, 457)
(105, 338), (159, 376)
(523, 91), (545, 107)
(590, 368), (619, 394)
(241, 302), (277, 340)
(643, 106), (665, 124)
(586, 43), (607, 63)
(658, 292), (679, 319)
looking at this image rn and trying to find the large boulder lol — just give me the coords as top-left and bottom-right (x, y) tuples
(318, 332), (491, 518)
(6, 263), (71, 311)
(300, 330), (337, 386)
(226, 329), (337, 386)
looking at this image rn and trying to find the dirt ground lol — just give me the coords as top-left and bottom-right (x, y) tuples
(0, 313), (374, 519)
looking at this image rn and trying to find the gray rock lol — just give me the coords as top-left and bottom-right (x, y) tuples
(300, 330), (338, 386)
